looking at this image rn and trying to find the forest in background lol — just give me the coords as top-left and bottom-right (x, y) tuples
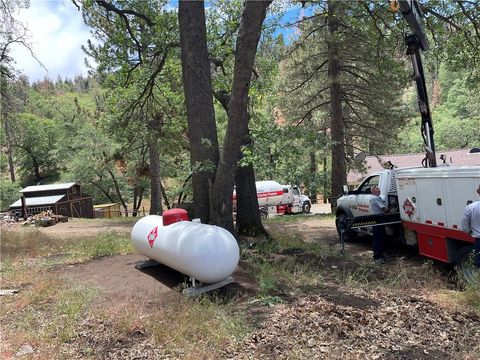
(1, 0), (479, 232)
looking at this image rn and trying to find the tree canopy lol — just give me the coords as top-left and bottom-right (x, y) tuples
(2, 0), (479, 232)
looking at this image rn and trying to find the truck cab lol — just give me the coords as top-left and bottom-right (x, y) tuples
(281, 185), (312, 214)
(337, 170), (398, 217)
(336, 169), (402, 240)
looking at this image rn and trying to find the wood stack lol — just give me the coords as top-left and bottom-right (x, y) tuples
(31, 211), (68, 227)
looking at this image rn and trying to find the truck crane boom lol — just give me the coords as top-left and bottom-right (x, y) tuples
(396, 0), (436, 167)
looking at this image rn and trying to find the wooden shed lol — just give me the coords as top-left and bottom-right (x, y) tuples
(93, 203), (121, 219)
(9, 182), (94, 218)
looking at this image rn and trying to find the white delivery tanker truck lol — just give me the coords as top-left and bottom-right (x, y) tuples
(336, 166), (479, 270)
(233, 180), (312, 217)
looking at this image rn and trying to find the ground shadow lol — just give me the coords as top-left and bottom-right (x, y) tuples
(136, 261), (188, 289)
(135, 259), (258, 302)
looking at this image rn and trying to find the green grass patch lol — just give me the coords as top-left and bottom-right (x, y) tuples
(74, 232), (135, 259)
(145, 295), (249, 356)
(1, 270), (99, 350)
(1, 229), (67, 261)
(264, 213), (334, 224)
(48, 285), (100, 343)
(1, 229), (135, 267)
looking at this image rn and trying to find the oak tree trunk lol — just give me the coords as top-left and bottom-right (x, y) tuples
(148, 136), (163, 215)
(148, 113), (164, 215)
(209, 0), (271, 234)
(235, 133), (266, 236)
(178, 0), (220, 223)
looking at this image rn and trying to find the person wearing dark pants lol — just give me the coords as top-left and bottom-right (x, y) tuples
(372, 225), (386, 261)
(369, 186), (390, 263)
(462, 184), (480, 268)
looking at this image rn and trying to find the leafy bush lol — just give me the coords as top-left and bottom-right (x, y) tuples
(0, 179), (21, 211)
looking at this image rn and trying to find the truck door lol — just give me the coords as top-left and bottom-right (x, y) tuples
(351, 175), (380, 217)
(291, 186), (302, 212)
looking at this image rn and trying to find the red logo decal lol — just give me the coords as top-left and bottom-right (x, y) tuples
(147, 226), (158, 248)
(403, 198), (416, 219)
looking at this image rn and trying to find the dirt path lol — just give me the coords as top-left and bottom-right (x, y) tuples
(37, 218), (134, 237)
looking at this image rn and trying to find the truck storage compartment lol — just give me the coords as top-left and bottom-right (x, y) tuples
(416, 232), (448, 262)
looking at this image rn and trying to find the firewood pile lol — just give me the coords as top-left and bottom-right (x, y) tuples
(29, 211), (68, 227)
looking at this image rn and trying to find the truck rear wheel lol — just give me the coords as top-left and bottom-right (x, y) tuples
(455, 245), (479, 286)
(336, 213), (357, 242)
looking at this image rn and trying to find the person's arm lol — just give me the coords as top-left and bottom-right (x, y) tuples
(461, 206), (472, 235)
(371, 197), (389, 214)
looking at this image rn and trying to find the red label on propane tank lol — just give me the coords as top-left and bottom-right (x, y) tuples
(147, 226), (158, 248)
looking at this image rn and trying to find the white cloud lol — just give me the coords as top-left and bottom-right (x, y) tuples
(10, 0), (92, 82)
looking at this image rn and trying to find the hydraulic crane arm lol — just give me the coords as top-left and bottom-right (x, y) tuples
(394, 0), (437, 167)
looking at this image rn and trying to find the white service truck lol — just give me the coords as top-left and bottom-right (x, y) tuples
(233, 180), (312, 218)
(336, 166), (479, 270)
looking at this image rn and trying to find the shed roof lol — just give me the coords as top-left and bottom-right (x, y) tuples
(348, 149), (480, 185)
(20, 182), (77, 193)
(93, 203), (120, 209)
(10, 195), (66, 208)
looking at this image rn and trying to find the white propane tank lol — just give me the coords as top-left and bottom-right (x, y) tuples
(131, 215), (239, 284)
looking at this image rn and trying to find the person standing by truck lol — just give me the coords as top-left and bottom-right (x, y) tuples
(369, 186), (390, 263)
(461, 184), (480, 268)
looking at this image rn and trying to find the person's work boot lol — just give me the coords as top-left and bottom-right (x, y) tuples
(374, 257), (387, 264)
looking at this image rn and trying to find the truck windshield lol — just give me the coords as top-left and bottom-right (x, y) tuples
(357, 175), (380, 194)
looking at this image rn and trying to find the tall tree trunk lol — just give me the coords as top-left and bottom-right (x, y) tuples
(148, 113), (164, 215)
(3, 119), (15, 181)
(160, 180), (170, 210)
(210, 0), (271, 234)
(107, 168), (129, 216)
(148, 136), (163, 215)
(235, 133), (266, 236)
(32, 156), (41, 182)
(327, 0), (346, 211)
(132, 186), (144, 217)
(178, 0), (219, 224)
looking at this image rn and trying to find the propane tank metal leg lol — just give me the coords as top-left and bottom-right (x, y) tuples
(135, 258), (160, 270)
(182, 276), (234, 297)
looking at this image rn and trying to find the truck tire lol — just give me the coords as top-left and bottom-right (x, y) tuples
(302, 201), (311, 214)
(259, 207), (268, 220)
(455, 245), (479, 286)
(336, 213), (357, 242)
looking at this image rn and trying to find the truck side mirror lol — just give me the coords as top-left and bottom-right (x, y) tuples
(342, 185), (349, 194)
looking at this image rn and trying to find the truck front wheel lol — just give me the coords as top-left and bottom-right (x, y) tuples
(302, 202), (311, 214)
(336, 213), (357, 242)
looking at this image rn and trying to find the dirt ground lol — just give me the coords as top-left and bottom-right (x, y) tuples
(36, 218), (134, 237)
(48, 215), (343, 302)
(37, 218), (259, 300)
(3, 216), (479, 359)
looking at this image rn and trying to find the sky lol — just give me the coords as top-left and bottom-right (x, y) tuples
(10, 0), (303, 83)
(11, 0), (92, 83)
